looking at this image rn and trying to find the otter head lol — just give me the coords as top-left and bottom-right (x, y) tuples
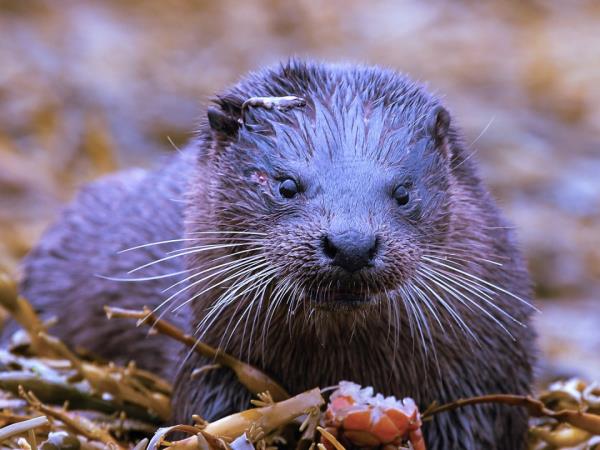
(191, 61), (458, 317)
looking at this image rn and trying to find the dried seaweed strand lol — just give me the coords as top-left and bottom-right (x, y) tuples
(0, 275), (171, 420)
(164, 388), (324, 450)
(105, 306), (289, 402)
(422, 393), (600, 435)
(316, 427), (345, 450)
(0, 416), (49, 443)
(53, 350), (170, 419)
(20, 386), (124, 449)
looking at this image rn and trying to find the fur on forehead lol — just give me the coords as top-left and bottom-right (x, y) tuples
(212, 59), (449, 162)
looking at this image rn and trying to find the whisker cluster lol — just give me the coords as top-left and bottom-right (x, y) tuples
(109, 229), (536, 372)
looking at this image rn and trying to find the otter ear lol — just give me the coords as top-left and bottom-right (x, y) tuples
(426, 105), (451, 157)
(207, 106), (240, 137)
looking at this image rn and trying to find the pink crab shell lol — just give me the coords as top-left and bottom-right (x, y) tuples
(323, 381), (425, 450)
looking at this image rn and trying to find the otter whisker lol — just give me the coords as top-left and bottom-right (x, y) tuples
(95, 268), (196, 283)
(239, 271), (280, 356)
(421, 247), (503, 267)
(201, 271), (276, 355)
(405, 280), (445, 331)
(258, 278), (283, 360)
(155, 258), (266, 319)
(294, 283), (307, 333)
(217, 268), (279, 354)
(420, 241), (508, 263)
(162, 251), (264, 293)
(422, 254), (497, 296)
(404, 282), (441, 373)
(411, 276), (478, 342)
(260, 273), (295, 359)
(268, 272), (303, 333)
(418, 267), (516, 340)
(152, 257), (269, 325)
(165, 239), (264, 255)
(422, 257), (539, 311)
(245, 272), (275, 359)
(399, 285), (430, 358)
(156, 254), (265, 312)
(289, 281), (305, 318)
(195, 262), (274, 334)
(412, 227), (503, 245)
(128, 242), (259, 274)
(186, 236), (266, 241)
(119, 238), (200, 253)
(286, 279), (304, 338)
(179, 260), (272, 317)
(182, 260), (269, 366)
(396, 285), (421, 356)
(203, 260), (272, 311)
(421, 262), (526, 327)
(383, 289), (400, 364)
(186, 230), (268, 236)
(232, 268), (277, 342)
(261, 276), (286, 338)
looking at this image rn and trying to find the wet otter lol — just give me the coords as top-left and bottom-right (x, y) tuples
(20, 60), (537, 449)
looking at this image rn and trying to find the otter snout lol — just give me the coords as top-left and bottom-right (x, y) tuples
(321, 230), (378, 272)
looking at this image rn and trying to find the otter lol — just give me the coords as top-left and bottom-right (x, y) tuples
(20, 60), (536, 449)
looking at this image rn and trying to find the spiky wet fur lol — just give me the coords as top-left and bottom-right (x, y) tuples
(20, 60), (536, 450)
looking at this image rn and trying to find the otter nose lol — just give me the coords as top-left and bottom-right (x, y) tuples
(322, 230), (378, 272)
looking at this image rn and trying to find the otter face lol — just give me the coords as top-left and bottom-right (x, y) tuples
(202, 62), (456, 311)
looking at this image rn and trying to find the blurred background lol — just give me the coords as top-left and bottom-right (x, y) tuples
(0, 0), (598, 381)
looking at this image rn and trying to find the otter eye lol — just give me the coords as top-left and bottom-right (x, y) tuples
(279, 178), (299, 199)
(393, 185), (410, 206)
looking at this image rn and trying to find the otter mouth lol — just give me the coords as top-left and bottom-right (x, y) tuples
(325, 291), (370, 304)
(301, 288), (380, 311)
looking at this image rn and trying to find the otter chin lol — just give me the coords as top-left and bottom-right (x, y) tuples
(304, 290), (380, 310)
(20, 59), (537, 450)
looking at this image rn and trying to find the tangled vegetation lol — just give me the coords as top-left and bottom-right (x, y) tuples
(0, 273), (598, 449)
